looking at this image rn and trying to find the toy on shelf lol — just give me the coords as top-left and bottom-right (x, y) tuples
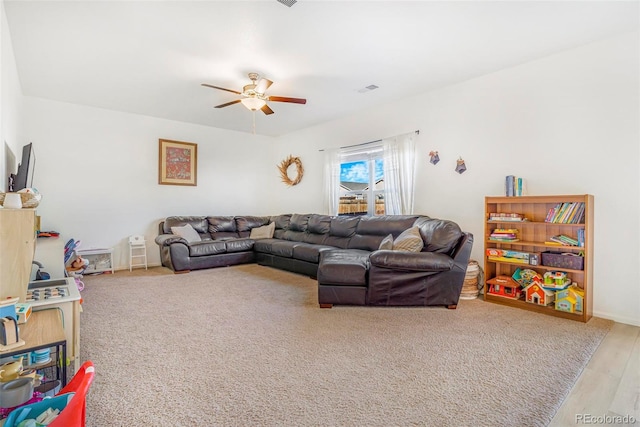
(522, 279), (555, 306)
(486, 275), (522, 300)
(542, 271), (572, 291)
(512, 268), (542, 288)
(555, 284), (585, 314)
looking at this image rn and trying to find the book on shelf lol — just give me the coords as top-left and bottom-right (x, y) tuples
(487, 256), (529, 264)
(577, 228), (585, 247)
(486, 248), (530, 260)
(505, 175), (526, 197)
(545, 202), (585, 224)
(490, 228), (519, 241)
(570, 202), (584, 223)
(491, 233), (517, 237)
(489, 213), (526, 222)
(549, 234), (579, 246)
(560, 203), (576, 223)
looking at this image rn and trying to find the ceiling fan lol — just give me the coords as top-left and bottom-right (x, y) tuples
(201, 73), (306, 115)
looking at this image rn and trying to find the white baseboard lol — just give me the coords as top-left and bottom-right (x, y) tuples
(593, 310), (640, 327)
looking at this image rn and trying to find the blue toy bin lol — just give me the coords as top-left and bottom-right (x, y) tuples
(3, 393), (74, 427)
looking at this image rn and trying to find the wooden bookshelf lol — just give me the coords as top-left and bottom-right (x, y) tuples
(484, 195), (594, 322)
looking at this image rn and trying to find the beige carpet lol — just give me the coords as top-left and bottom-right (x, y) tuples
(79, 264), (612, 427)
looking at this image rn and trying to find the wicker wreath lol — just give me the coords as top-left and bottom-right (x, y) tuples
(277, 155), (304, 186)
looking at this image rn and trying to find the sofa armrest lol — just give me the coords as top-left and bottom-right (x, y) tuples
(155, 234), (188, 246)
(369, 250), (454, 272)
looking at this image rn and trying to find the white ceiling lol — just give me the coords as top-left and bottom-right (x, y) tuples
(4, 1), (638, 137)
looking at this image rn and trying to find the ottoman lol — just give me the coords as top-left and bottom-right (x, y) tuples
(317, 249), (371, 307)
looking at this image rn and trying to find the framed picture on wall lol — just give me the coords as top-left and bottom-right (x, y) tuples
(158, 139), (197, 186)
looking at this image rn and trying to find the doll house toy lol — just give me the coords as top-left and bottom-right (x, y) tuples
(542, 271), (571, 290)
(555, 284), (585, 314)
(512, 268), (542, 288)
(523, 280), (555, 306)
(486, 275), (522, 300)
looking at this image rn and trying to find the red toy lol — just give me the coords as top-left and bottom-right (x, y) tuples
(486, 275), (522, 300)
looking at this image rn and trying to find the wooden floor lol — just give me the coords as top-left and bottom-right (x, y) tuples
(550, 321), (639, 426)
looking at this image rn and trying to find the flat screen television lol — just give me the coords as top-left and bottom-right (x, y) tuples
(9, 143), (35, 192)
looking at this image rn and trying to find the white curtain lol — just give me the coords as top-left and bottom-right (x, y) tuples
(382, 132), (416, 215)
(323, 148), (341, 216)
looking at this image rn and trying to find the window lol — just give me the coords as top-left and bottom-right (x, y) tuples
(324, 131), (416, 217)
(338, 149), (385, 216)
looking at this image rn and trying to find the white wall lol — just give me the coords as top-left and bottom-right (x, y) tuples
(4, 18), (637, 325)
(0, 2), (24, 192)
(21, 98), (275, 269)
(273, 32), (640, 326)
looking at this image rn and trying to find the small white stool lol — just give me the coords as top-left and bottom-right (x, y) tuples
(128, 235), (147, 271)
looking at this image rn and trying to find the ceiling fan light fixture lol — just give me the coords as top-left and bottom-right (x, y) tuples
(241, 97), (267, 111)
(277, 0), (297, 7)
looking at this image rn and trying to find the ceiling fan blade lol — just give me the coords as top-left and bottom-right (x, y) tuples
(268, 96), (307, 104)
(261, 104), (274, 115)
(255, 78), (274, 94)
(214, 100), (241, 108)
(201, 83), (242, 95)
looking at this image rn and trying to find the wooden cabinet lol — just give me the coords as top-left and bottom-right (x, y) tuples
(484, 195), (593, 322)
(0, 209), (36, 302)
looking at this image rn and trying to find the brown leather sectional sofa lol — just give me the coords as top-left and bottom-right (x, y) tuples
(155, 213), (473, 309)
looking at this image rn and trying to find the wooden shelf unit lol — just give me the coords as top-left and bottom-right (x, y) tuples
(484, 195), (594, 322)
(0, 209), (36, 302)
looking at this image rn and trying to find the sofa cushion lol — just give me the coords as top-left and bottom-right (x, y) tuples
(289, 214), (311, 232)
(292, 243), (335, 263)
(236, 216), (270, 234)
(302, 232), (328, 245)
(271, 214), (291, 239)
(269, 240), (299, 258)
(355, 215), (418, 236)
(164, 216), (208, 234)
(271, 214), (291, 229)
(329, 216), (360, 237)
(282, 230), (307, 242)
(414, 217), (462, 254)
(348, 234), (385, 251)
(249, 223), (275, 240)
(207, 216), (236, 233)
(370, 251), (453, 271)
(225, 238), (255, 253)
(379, 234), (394, 250)
(188, 240), (226, 257)
(171, 224), (202, 243)
(307, 214), (332, 234)
(393, 226), (424, 252)
(253, 238), (278, 254)
(317, 249), (370, 286)
(323, 235), (351, 249)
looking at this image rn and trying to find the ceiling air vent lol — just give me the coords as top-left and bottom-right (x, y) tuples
(357, 85), (379, 93)
(277, 0), (297, 7)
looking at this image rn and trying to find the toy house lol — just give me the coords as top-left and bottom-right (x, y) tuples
(555, 284), (585, 314)
(523, 280), (555, 306)
(486, 276), (522, 300)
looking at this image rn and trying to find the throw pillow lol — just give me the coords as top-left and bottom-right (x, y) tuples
(171, 224), (202, 243)
(250, 222), (275, 240)
(379, 234), (394, 250)
(392, 226), (424, 252)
